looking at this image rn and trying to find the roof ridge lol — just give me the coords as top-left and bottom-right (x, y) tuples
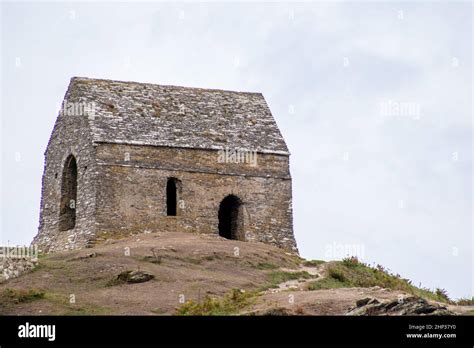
(71, 76), (263, 96)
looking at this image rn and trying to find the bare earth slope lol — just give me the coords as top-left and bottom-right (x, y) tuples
(0, 232), (472, 316)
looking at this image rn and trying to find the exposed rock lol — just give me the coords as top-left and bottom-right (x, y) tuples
(356, 297), (371, 307)
(112, 270), (155, 285)
(346, 296), (456, 316)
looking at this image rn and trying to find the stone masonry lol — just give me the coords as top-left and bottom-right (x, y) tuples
(32, 77), (298, 253)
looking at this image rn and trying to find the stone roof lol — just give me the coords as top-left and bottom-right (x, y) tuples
(63, 77), (289, 155)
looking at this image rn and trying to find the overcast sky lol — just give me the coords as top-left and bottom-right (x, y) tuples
(1, 1), (472, 299)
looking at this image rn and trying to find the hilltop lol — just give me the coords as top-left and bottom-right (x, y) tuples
(0, 232), (472, 315)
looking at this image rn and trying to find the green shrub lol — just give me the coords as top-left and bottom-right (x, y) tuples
(308, 277), (348, 290)
(328, 268), (346, 282)
(2, 288), (45, 303)
(302, 260), (325, 267)
(435, 288), (451, 303)
(255, 262), (278, 270)
(455, 297), (474, 306)
(342, 256), (360, 268)
(177, 289), (255, 315)
(307, 261), (452, 304)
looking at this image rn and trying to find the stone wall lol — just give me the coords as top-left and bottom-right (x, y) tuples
(32, 114), (98, 253)
(95, 143), (291, 178)
(0, 257), (37, 282)
(94, 143), (297, 252)
(34, 126), (297, 253)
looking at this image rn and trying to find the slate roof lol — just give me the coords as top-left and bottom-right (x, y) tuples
(63, 77), (289, 155)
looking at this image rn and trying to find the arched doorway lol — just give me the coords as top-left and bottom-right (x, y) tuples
(218, 195), (244, 240)
(59, 155), (77, 231)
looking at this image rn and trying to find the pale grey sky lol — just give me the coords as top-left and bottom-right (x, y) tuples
(0, 1), (472, 299)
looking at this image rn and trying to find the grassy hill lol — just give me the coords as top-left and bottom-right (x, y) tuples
(0, 232), (472, 315)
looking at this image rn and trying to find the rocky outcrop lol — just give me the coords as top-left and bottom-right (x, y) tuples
(346, 296), (455, 316)
(110, 270), (155, 285)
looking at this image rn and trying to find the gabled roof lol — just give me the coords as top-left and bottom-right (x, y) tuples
(63, 77), (289, 155)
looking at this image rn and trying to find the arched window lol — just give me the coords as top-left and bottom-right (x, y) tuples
(59, 155), (77, 231)
(166, 178), (179, 216)
(218, 195), (244, 240)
